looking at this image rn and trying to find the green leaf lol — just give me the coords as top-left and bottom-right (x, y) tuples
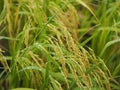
(0, 36), (18, 40)
(100, 39), (120, 57)
(76, 0), (99, 22)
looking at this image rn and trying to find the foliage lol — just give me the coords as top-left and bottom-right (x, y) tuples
(0, 0), (119, 90)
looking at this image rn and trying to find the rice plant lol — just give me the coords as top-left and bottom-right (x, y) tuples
(77, 1), (120, 89)
(0, 0), (119, 90)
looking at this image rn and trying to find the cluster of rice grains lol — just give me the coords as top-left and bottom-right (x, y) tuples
(0, 0), (112, 90)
